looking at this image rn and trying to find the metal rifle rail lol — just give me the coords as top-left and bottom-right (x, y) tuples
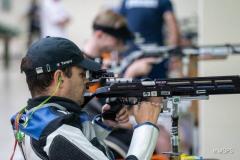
(115, 44), (240, 74)
(139, 43), (240, 57)
(88, 75), (240, 102)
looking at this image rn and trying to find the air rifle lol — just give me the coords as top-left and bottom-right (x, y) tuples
(85, 73), (240, 158)
(87, 75), (240, 104)
(86, 74), (240, 159)
(86, 74), (240, 120)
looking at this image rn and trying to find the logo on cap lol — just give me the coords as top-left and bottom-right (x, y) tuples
(36, 67), (44, 74)
(57, 59), (73, 67)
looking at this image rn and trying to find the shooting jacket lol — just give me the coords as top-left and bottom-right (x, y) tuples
(11, 96), (159, 160)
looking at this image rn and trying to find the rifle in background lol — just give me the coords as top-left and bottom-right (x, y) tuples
(116, 44), (240, 74)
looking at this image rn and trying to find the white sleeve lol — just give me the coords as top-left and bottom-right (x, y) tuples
(127, 122), (159, 160)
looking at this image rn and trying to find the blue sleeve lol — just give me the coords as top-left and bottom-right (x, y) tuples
(160, 0), (173, 13)
(118, 0), (127, 16)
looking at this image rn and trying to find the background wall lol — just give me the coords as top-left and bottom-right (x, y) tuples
(198, 0), (240, 159)
(172, 0), (197, 18)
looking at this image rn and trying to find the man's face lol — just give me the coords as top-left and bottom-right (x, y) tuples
(61, 66), (87, 105)
(98, 32), (124, 53)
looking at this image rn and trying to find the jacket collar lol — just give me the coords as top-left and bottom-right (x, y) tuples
(26, 96), (83, 113)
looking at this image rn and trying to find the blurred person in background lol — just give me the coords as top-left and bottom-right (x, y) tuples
(84, 9), (133, 70)
(40, 0), (71, 38)
(115, 0), (182, 79)
(117, 0), (180, 46)
(26, 0), (41, 47)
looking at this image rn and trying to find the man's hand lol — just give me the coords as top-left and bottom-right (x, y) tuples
(102, 104), (129, 128)
(133, 97), (162, 125)
(124, 57), (161, 78)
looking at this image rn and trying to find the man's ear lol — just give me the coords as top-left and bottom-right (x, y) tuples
(53, 70), (64, 86)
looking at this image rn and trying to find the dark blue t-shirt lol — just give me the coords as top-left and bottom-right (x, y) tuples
(119, 0), (173, 45)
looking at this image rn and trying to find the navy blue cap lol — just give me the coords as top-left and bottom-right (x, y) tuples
(23, 37), (101, 74)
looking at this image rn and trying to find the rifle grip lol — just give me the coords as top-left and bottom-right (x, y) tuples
(102, 98), (123, 121)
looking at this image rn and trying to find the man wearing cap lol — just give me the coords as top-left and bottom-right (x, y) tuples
(11, 37), (162, 160)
